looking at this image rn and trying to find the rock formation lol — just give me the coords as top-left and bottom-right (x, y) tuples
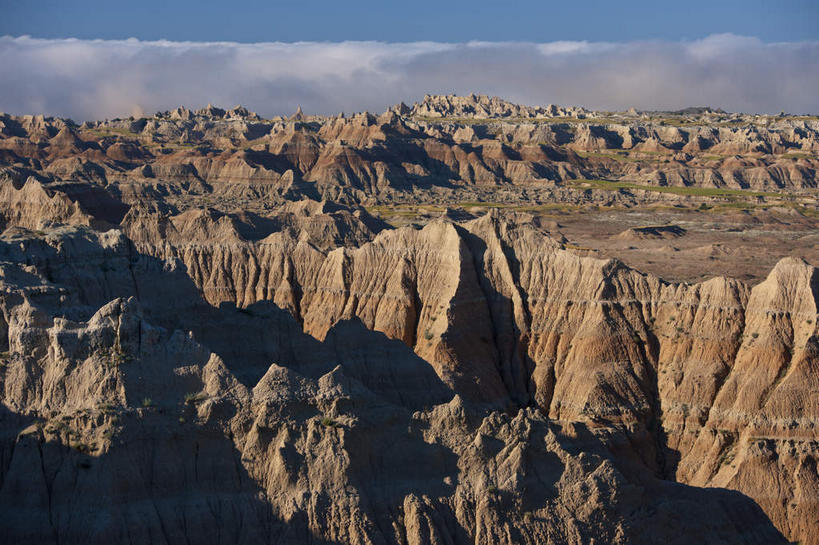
(0, 95), (818, 544)
(0, 94), (817, 213)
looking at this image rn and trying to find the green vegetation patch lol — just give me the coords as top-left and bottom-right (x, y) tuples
(564, 178), (780, 199)
(184, 392), (208, 404)
(574, 151), (645, 163)
(319, 416), (341, 428)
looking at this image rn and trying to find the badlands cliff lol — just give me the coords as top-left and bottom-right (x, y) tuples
(1, 94), (818, 211)
(0, 95), (818, 544)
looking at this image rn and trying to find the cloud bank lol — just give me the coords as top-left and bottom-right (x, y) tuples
(1, 34), (817, 121)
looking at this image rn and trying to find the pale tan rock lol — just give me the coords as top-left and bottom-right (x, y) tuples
(1, 95), (818, 544)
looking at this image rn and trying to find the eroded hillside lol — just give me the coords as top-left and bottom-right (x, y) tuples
(0, 95), (817, 545)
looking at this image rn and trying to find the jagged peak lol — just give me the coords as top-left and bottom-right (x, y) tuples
(291, 105), (305, 121)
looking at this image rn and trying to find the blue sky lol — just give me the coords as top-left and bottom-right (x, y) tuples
(2, 0), (817, 43)
(1, 1), (818, 118)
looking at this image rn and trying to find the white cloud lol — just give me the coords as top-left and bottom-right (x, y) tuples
(1, 34), (817, 120)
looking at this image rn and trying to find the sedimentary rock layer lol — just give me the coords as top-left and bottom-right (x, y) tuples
(0, 207), (815, 543)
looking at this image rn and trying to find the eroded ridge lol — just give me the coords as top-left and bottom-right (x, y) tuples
(0, 94), (817, 545)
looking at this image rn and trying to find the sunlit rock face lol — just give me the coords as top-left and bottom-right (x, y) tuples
(0, 95), (817, 545)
